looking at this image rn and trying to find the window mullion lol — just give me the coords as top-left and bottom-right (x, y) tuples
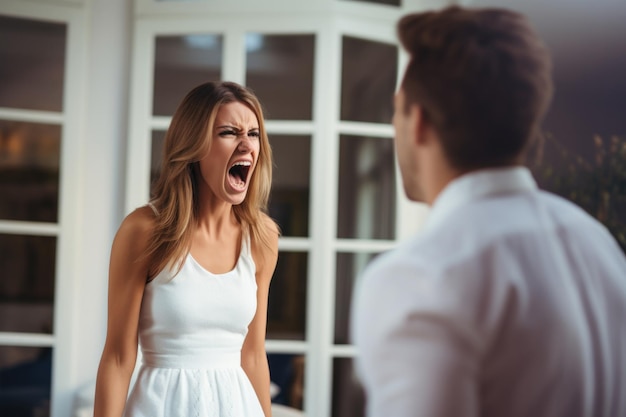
(223, 29), (246, 85)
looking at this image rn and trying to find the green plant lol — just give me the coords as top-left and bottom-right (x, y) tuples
(529, 133), (626, 253)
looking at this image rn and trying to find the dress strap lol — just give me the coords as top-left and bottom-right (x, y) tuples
(241, 231), (252, 257)
(147, 202), (158, 216)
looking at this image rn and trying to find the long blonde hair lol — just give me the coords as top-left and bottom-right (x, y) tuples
(146, 81), (274, 277)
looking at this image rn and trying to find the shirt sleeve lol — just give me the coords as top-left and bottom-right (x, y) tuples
(351, 254), (482, 417)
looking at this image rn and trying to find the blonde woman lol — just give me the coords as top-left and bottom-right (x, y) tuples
(94, 81), (279, 417)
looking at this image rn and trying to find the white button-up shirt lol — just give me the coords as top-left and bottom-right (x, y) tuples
(351, 167), (626, 417)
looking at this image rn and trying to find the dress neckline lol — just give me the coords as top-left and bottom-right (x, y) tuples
(187, 234), (249, 277)
(187, 251), (242, 277)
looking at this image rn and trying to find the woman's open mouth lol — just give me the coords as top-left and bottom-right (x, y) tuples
(228, 161), (251, 190)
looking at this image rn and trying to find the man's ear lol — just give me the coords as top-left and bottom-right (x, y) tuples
(411, 104), (429, 146)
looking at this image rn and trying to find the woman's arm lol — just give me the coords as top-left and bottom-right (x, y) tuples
(93, 207), (154, 417)
(242, 215), (279, 417)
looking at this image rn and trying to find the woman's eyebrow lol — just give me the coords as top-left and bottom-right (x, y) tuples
(216, 125), (259, 129)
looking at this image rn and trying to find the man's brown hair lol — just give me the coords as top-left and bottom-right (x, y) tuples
(398, 6), (553, 170)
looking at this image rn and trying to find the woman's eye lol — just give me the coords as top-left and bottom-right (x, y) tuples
(248, 131), (260, 138)
(219, 130), (237, 137)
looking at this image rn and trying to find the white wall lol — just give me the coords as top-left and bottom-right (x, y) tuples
(64, 0), (131, 413)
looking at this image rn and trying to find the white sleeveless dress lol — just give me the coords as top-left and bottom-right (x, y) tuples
(123, 228), (264, 416)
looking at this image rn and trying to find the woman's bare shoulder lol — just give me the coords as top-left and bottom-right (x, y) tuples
(107, 206), (158, 284)
(261, 212), (279, 239)
(260, 212), (279, 252)
(250, 213), (279, 277)
(114, 205), (157, 249)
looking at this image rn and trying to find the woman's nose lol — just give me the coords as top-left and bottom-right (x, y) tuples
(237, 136), (253, 152)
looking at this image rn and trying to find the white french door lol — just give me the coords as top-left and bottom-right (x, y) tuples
(0, 1), (86, 416)
(125, 1), (430, 416)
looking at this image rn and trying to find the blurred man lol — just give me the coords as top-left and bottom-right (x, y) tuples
(351, 6), (626, 417)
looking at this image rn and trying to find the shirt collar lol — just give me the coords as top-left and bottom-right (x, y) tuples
(422, 166), (538, 233)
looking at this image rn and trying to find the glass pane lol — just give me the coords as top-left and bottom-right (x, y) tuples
(0, 16), (66, 112)
(335, 252), (380, 344)
(269, 135), (311, 237)
(332, 358), (365, 417)
(0, 120), (61, 222)
(267, 251), (307, 340)
(150, 130), (167, 195)
(337, 135), (396, 239)
(268, 353), (305, 411)
(0, 234), (56, 333)
(246, 34), (315, 120)
(341, 36), (397, 123)
(0, 346), (52, 416)
(153, 34), (223, 116)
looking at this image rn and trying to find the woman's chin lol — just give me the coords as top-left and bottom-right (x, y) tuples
(224, 189), (248, 206)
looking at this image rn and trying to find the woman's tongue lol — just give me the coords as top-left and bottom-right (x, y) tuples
(227, 168), (246, 191)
